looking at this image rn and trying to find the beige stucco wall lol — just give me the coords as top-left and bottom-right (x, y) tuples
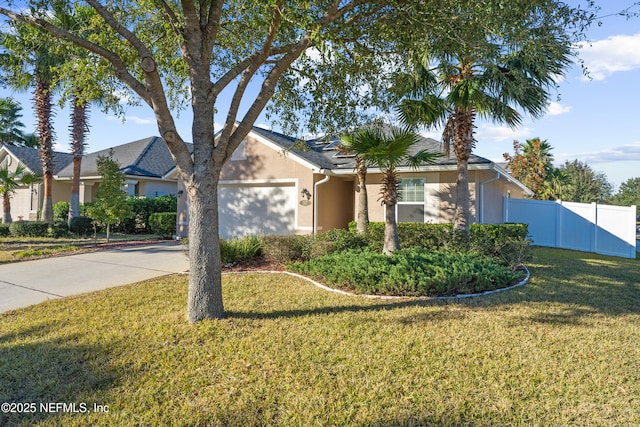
(219, 133), (317, 233)
(361, 169), (528, 226)
(475, 170), (528, 224)
(316, 176), (354, 232)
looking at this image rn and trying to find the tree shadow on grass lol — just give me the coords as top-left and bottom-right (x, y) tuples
(225, 298), (450, 321)
(0, 323), (118, 426)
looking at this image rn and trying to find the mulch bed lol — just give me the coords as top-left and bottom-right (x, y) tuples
(222, 257), (286, 273)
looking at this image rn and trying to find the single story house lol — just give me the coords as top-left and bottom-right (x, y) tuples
(172, 126), (532, 238)
(1, 137), (182, 221)
(0, 144), (73, 221)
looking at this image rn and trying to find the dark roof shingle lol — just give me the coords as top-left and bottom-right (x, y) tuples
(1, 144), (74, 175)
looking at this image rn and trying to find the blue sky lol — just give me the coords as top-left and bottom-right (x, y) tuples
(1, 1), (639, 191)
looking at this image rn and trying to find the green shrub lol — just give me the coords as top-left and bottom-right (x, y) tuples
(113, 195), (178, 234)
(469, 223), (531, 265)
(262, 234), (314, 263)
(353, 222), (531, 266)
(69, 216), (94, 237)
(220, 236), (263, 264)
(0, 224), (10, 237)
(9, 221), (50, 237)
(51, 221), (71, 238)
(288, 248), (524, 297)
(316, 228), (368, 252)
(53, 201), (70, 223)
(148, 212), (176, 238)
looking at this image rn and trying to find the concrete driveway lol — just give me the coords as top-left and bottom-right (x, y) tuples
(0, 242), (189, 313)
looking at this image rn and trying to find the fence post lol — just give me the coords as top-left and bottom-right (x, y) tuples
(555, 200), (562, 248)
(592, 203), (598, 253)
(503, 196), (509, 223)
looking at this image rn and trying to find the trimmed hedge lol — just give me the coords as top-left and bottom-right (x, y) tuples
(288, 247), (525, 297)
(114, 195), (178, 234)
(0, 224), (10, 237)
(69, 216), (94, 237)
(262, 234), (314, 263)
(349, 221), (530, 266)
(148, 212), (176, 238)
(51, 221), (71, 238)
(9, 221), (50, 237)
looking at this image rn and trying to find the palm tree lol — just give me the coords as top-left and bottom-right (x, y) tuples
(0, 21), (63, 225)
(339, 132), (372, 234)
(0, 97), (26, 146)
(68, 95), (89, 225)
(397, 10), (571, 232)
(341, 126), (439, 254)
(0, 164), (40, 223)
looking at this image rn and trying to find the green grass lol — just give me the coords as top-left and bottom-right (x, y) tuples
(0, 234), (163, 264)
(1, 248), (639, 426)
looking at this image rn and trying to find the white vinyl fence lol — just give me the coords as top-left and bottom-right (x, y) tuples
(503, 198), (637, 259)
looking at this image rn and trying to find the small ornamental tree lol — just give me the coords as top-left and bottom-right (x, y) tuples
(86, 150), (131, 242)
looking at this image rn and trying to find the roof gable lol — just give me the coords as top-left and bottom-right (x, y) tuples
(56, 136), (188, 179)
(0, 144), (73, 175)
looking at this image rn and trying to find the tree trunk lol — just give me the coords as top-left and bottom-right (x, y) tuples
(69, 157), (81, 226)
(453, 155), (470, 232)
(356, 166), (369, 234)
(185, 82), (225, 322)
(452, 108), (475, 233)
(41, 170), (53, 224)
(186, 170), (224, 322)
(383, 202), (400, 255)
(69, 97), (87, 226)
(34, 78), (55, 225)
(2, 192), (11, 224)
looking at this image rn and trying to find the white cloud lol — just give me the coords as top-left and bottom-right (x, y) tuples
(126, 116), (155, 125)
(546, 101), (572, 116)
(475, 125), (534, 143)
(53, 142), (70, 153)
(555, 141), (640, 164)
(577, 33), (640, 80)
(106, 115), (154, 125)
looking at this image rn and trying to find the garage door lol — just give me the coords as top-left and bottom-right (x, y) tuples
(218, 182), (297, 238)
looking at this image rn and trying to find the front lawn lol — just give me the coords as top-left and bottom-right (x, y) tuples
(0, 234), (166, 264)
(1, 248), (639, 426)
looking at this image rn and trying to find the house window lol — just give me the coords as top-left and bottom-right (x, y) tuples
(230, 139), (247, 161)
(397, 178), (425, 222)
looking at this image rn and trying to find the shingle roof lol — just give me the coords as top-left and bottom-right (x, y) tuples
(250, 125), (492, 172)
(1, 144), (74, 175)
(56, 136), (189, 178)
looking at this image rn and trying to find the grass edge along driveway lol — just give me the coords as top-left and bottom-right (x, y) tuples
(1, 247), (639, 426)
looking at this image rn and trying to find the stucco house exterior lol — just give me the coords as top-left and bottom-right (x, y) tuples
(173, 126), (532, 238)
(0, 144), (73, 221)
(1, 137), (182, 222)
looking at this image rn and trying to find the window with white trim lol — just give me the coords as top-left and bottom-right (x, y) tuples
(397, 178), (425, 222)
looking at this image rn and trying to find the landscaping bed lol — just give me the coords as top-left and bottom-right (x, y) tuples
(220, 223), (531, 297)
(1, 248), (638, 426)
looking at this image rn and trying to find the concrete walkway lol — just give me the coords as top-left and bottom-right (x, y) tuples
(0, 242), (189, 313)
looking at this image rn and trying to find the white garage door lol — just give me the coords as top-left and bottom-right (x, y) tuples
(218, 182), (297, 238)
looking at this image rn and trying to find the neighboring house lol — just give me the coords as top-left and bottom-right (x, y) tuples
(172, 126), (532, 238)
(55, 136), (182, 201)
(0, 144), (73, 221)
(0, 137), (183, 221)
